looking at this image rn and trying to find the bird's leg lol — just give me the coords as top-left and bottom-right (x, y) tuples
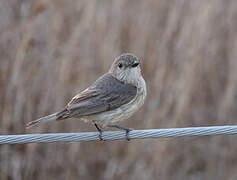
(94, 123), (104, 141)
(108, 125), (133, 141)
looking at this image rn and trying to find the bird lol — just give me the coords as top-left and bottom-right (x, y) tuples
(26, 53), (147, 140)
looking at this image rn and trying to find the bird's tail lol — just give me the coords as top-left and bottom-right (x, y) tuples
(26, 109), (68, 129)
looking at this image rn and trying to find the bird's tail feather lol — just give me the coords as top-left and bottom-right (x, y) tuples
(26, 109), (68, 129)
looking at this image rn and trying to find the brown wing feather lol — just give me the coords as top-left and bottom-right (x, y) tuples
(67, 88), (99, 106)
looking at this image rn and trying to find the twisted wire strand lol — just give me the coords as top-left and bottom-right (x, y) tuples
(1, 125), (237, 144)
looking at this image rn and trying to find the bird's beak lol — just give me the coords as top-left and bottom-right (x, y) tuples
(131, 61), (140, 68)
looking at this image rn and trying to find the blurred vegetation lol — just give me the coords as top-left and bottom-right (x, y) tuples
(1, 0), (237, 179)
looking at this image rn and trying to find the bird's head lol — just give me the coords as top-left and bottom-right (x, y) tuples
(109, 53), (142, 85)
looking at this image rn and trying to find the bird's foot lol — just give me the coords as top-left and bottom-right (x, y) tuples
(98, 130), (104, 141)
(108, 125), (133, 141)
(124, 128), (133, 141)
(94, 123), (105, 141)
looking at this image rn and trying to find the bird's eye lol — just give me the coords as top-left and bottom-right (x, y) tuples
(118, 63), (123, 69)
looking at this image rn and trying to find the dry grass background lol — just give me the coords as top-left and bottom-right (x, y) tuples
(1, 0), (237, 179)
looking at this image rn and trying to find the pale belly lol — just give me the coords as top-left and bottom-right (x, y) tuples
(82, 78), (146, 127)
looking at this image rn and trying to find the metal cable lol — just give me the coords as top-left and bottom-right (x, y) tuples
(1, 125), (237, 144)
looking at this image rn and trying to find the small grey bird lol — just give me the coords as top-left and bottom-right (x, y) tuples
(26, 53), (147, 140)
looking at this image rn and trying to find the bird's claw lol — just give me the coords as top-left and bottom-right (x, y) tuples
(98, 130), (105, 141)
(125, 128), (133, 141)
(94, 123), (105, 141)
(107, 125), (133, 141)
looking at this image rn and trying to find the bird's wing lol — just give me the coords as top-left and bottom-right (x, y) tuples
(66, 73), (137, 117)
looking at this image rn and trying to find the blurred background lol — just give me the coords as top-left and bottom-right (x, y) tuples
(1, 0), (237, 179)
